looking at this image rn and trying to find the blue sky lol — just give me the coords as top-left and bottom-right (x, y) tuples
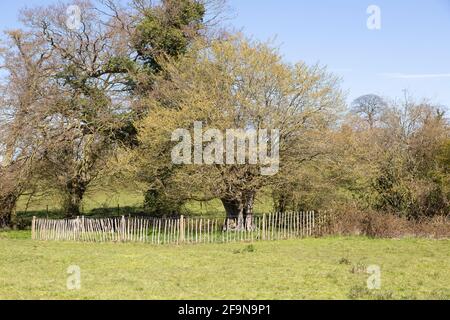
(1, 0), (450, 107)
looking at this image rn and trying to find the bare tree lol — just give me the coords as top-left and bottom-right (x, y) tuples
(0, 26), (57, 226)
(351, 94), (387, 128)
(0, 1), (134, 217)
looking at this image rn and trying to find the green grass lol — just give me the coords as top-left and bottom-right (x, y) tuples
(16, 188), (144, 214)
(0, 233), (449, 300)
(14, 188), (275, 225)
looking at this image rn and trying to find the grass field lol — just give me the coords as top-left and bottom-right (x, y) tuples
(1, 232), (449, 300)
(15, 188), (274, 220)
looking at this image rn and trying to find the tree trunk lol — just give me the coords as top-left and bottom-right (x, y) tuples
(64, 179), (86, 218)
(221, 191), (255, 231)
(0, 192), (19, 228)
(273, 191), (288, 213)
(243, 191), (255, 231)
(221, 198), (242, 231)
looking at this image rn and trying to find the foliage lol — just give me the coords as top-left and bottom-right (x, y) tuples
(131, 34), (344, 221)
(0, 0), (214, 223)
(0, 0), (448, 225)
(133, 0), (206, 72)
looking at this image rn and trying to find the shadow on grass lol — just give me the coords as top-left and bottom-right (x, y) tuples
(13, 206), (151, 229)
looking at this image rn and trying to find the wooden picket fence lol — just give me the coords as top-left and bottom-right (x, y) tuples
(31, 211), (331, 245)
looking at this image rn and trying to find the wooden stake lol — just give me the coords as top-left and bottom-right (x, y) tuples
(31, 216), (36, 240)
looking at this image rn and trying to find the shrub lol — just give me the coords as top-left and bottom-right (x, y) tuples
(325, 208), (450, 238)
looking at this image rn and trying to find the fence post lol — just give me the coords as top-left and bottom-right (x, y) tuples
(75, 216), (79, 241)
(81, 216), (85, 241)
(312, 211), (315, 236)
(179, 215), (185, 244)
(31, 216), (36, 240)
(262, 214), (266, 240)
(120, 215), (125, 242)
